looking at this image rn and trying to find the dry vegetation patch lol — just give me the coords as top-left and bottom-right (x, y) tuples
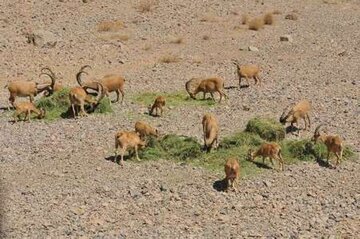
(136, 0), (157, 13)
(159, 54), (181, 63)
(97, 20), (125, 32)
(248, 17), (264, 31)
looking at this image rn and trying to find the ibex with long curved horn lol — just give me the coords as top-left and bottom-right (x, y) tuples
(40, 67), (62, 96)
(76, 65), (125, 104)
(6, 68), (56, 109)
(312, 124), (343, 168)
(70, 70), (105, 118)
(279, 99), (311, 135)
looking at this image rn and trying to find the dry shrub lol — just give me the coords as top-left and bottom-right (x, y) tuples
(137, 0), (156, 13)
(272, 10), (282, 15)
(263, 13), (274, 25)
(97, 20), (125, 32)
(160, 54), (180, 63)
(143, 44), (151, 51)
(248, 18), (264, 31)
(169, 36), (183, 44)
(241, 14), (249, 25)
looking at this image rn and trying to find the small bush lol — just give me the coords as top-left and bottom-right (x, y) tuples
(169, 37), (183, 44)
(202, 35), (210, 40)
(219, 132), (264, 149)
(248, 17), (264, 30)
(94, 97), (113, 114)
(285, 14), (298, 20)
(272, 10), (282, 15)
(246, 118), (285, 141)
(263, 13), (274, 25)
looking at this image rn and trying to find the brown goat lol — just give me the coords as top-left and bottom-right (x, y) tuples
(202, 113), (219, 152)
(6, 68), (56, 108)
(248, 143), (284, 171)
(135, 121), (159, 139)
(280, 99), (311, 135)
(232, 60), (261, 88)
(224, 158), (240, 192)
(13, 102), (45, 122)
(148, 96), (166, 117)
(76, 65), (125, 103)
(312, 124), (343, 168)
(69, 80), (104, 118)
(191, 77), (227, 102)
(114, 131), (146, 166)
(185, 77), (203, 98)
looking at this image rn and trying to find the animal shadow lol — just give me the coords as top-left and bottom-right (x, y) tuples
(0, 106), (13, 111)
(315, 157), (333, 169)
(249, 160), (273, 170)
(213, 179), (227, 192)
(285, 125), (299, 134)
(224, 86), (238, 90)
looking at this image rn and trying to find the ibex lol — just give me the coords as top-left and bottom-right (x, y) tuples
(224, 158), (240, 192)
(40, 67), (63, 96)
(185, 77), (203, 98)
(279, 99), (311, 135)
(13, 102), (45, 122)
(114, 131), (146, 166)
(148, 96), (166, 117)
(69, 71), (105, 118)
(312, 124), (343, 168)
(135, 121), (159, 140)
(202, 113), (219, 152)
(232, 60), (261, 88)
(190, 77), (227, 103)
(76, 65), (125, 103)
(248, 143), (284, 171)
(6, 67), (56, 108)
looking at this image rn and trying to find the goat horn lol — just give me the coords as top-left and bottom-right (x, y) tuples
(96, 82), (105, 103)
(39, 72), (56, 89)
(314, 124), (325, 134)
(80, 65), (92, 72)
(76, 70), (88, 87)
(41, 67), (55, 78)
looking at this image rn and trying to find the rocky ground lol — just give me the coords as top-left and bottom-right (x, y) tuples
(0, 0), (359, 238)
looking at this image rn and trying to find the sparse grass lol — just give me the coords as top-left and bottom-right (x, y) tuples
(169, 36), (184, 44)
(245, 118), (285, 141)
(285, 13), (298, 20)
(97, 20), (125, 32)
(132, 91), (216, 108)
(136, 0), (156, 13)
(35, 88), (113, 121)
(272, 10), (282, 15)
(143, 44), (151, 51)
(160, 54), (181, 63)
(136, 118), (357, 178)
(263, 13), (274, 25)
(248, 17), (264, 31)
(107, 33), (130, 41)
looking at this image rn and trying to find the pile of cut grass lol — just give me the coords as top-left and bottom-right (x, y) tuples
(35, 88), (113, 120)
(246, 117), (285, 141)
(136, 118), (356, 178)
(132, 91), (216, 108)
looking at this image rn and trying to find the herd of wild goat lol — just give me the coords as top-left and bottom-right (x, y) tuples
(5, 61), (344, 191)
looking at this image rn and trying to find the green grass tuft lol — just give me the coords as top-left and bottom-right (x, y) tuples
(246, 117), (285, 141)
(132, 91), (216, 108)
(35, 87), (113, 120)
(136, 117), (357, 178)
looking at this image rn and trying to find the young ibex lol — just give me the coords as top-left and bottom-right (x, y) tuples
(114, 131), (146, 166)
(202, 113), (219, 152)
(190, 77), (227, 103)
(6, 68), (56, 108)
(148, 96), (166, 117)
(76, 65), (125, 103)
(232, 60), (261, 88)
(135, 121), (159, 140)
(280, 99), (311, 135)
(312, 124), (343, 167)
(69, 73), (105, 118)
(248, 143), (284, 171)
(224, 158), (240, 192)
(13, 102), (45, 122)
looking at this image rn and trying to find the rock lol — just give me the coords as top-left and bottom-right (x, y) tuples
(263, 180), (272, 187)
(280, 35), (293, 42)
(248, 46), (259, 52)
(27, 30), (59, 48)
(285, 14), (298, 20)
